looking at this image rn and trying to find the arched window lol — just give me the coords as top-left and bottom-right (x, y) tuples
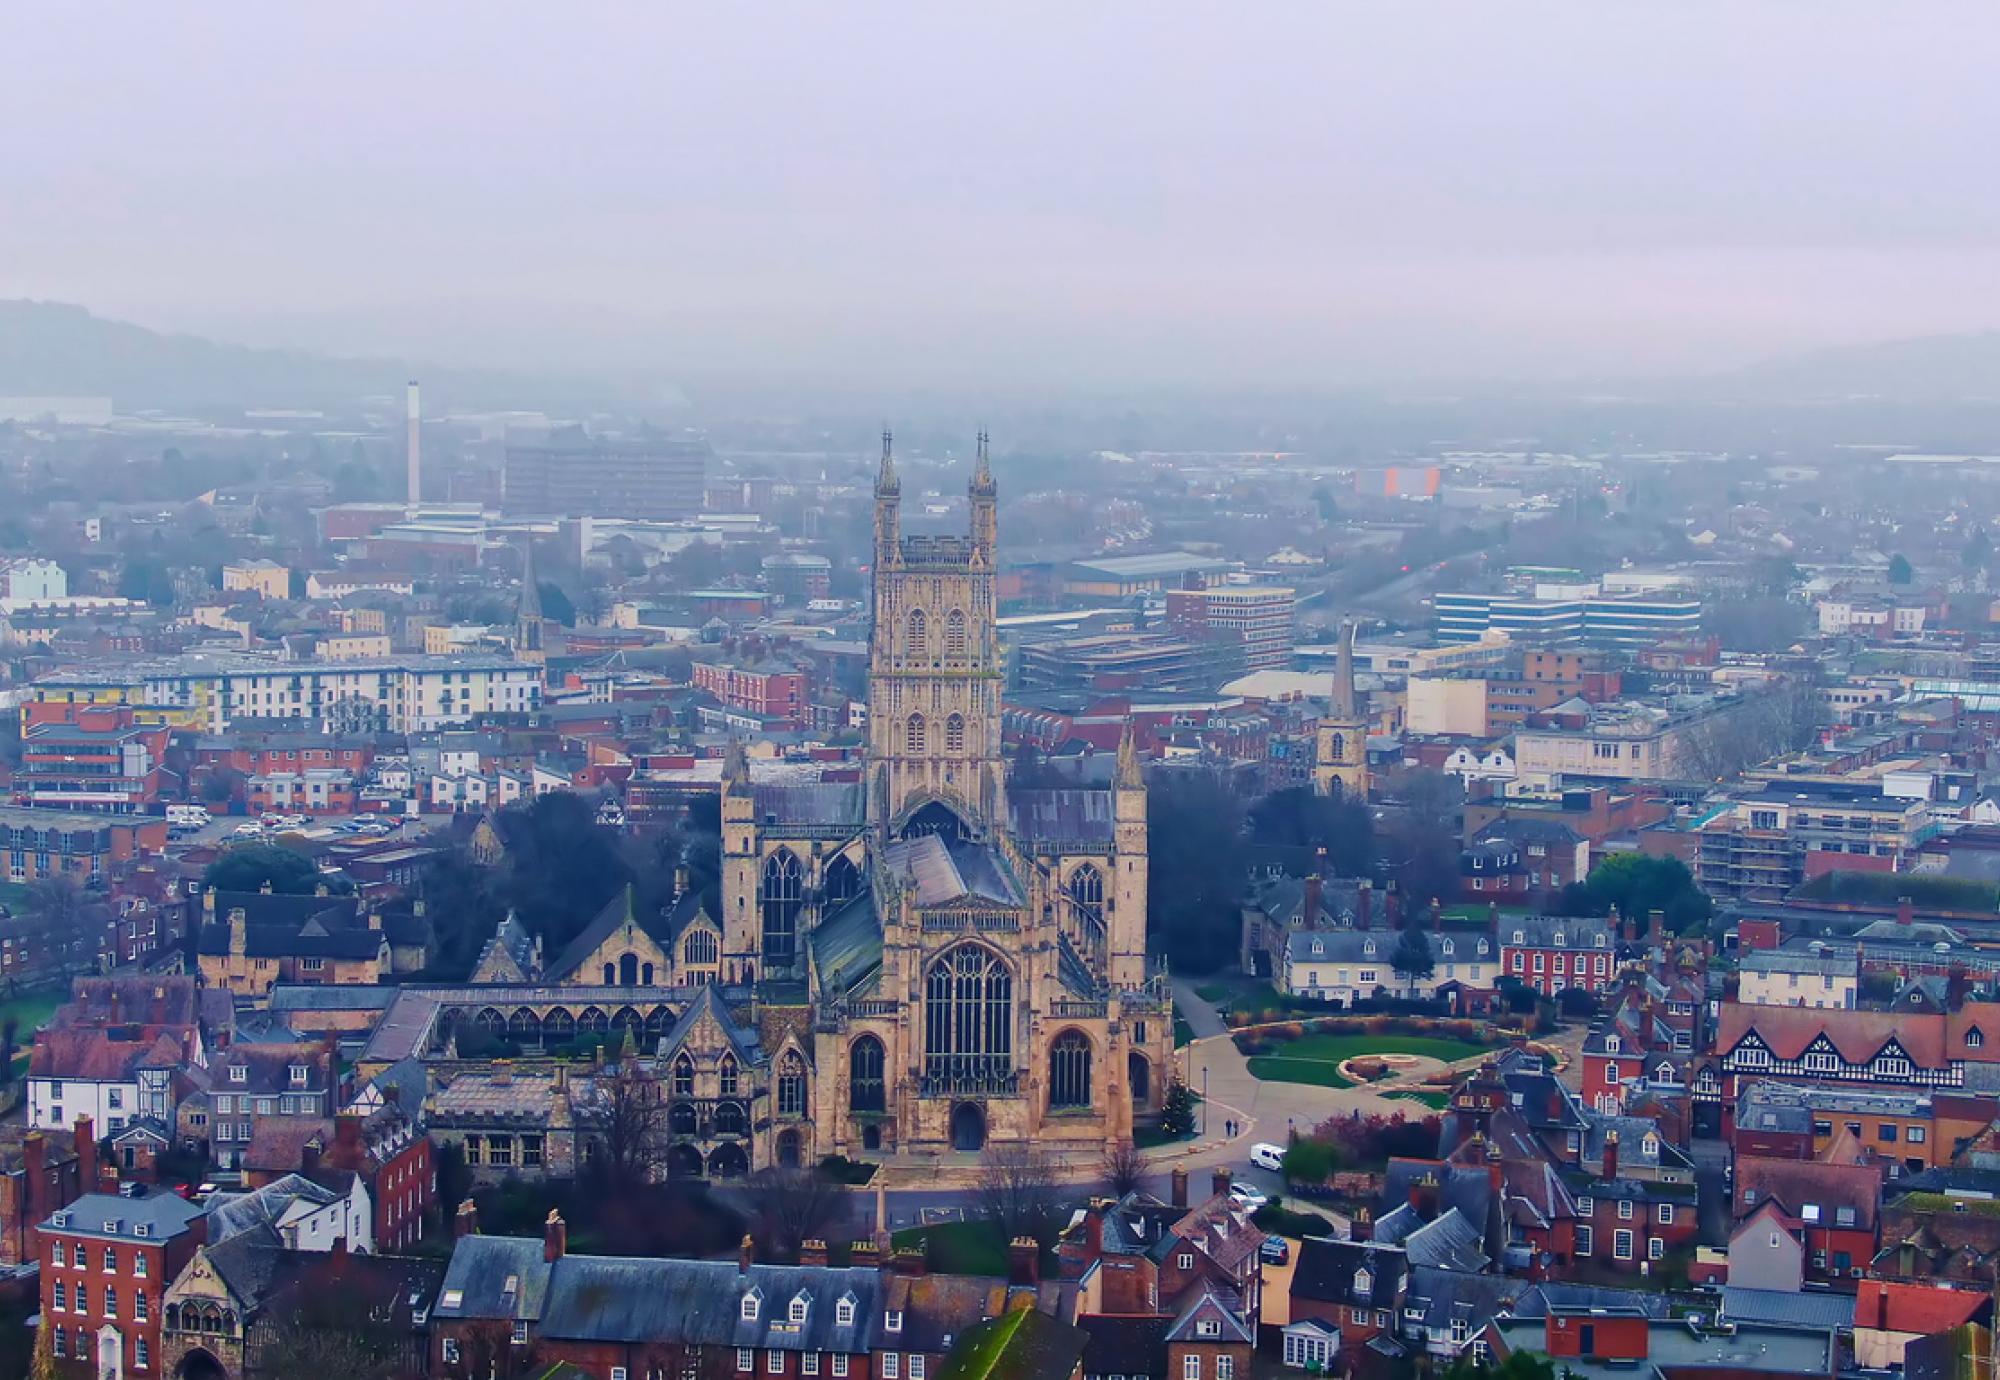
(719, 1055), (739, 1096)
(824, 854), (862, 907)
(682, 929), (719, 968)
(642, 962), (654, 984)
(1330, 733), (1347, 760)
(945, 609), (968, 660)
(670, 1103), (697, 1135)
(850, 1035), (886, 1113)
(925, 945), (1013, 1089)
(1064, 864), (1112, 952)
(906, 608), (928, 659)
(1050, 1030), (1092, 1109)
(673, 1055), (695, 1097)
(761, 850), (804, 968)
(619, 953), (639, 986)
(946, 714), (967, 754)
(714, 1101), (747, 1137)
(906, 714), (926, 755)
(778, 1052), (808, 1118)
(602, 962), (615, 984)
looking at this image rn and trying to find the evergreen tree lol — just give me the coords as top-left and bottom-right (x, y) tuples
(1159, 1078), (1197, 1137)
(1888, 552), (1915, 585)
(1391, 922), (1436, 990)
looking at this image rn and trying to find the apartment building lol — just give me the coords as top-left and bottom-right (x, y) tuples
(1165, 582), (1295, 672)
(39, 1188), (207, 1376)
(1695, 784), (1934, 902)
(17, 706), (173, 813)
(220, 559), (290, 599)
(27, 652), (541, 733)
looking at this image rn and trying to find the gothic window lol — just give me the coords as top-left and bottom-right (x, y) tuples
(761, 850), (804, 968)
(850, 1035), (886, 1113)
(945, 609), (967, 660)
(683, 929), (719, 968)
(673, 1055), (695, 1098)
(946, 714), (967, 755)
(1330, 733), (1347, 760)
(778, 1053), (808, 1118)
(620, 953), (640, 985)
(906, 608), (929, 659)
(825, 854), (862, 907)
(1049, 1030), (1092, 1109)
(1068, 864), (1105, 929)
(925, 945), (1013, 1089)
(719, 1055), (739, 1096)
(906, 714), (927, 755)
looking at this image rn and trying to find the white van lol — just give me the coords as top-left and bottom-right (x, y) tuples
(166, 805), (211, 829)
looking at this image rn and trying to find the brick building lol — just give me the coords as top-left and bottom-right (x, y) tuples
(39, 1187), (207, 1376)
(0, 1121), (88, 1267)
(17, 705), (174, 813)
(1499, 915), (1619, 998)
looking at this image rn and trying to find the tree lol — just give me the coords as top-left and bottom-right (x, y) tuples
(1246, 787), (1375, 877)
(29, 1319), (57, 1380)
(116, 557), (177, 607)
(1159, 1078), (1197, 1138)
(199, 766), (245, 805)
(1146, 773), (1249, 973)
(1101, 1141), (1148, 1197)
(745, 1166), (847, 1262)
(537, 579), (577, 626)
(251, 1270), (411, 1380)
(495, 791), (634, 953)
(595, 1060), (670, 1193)
(975, 1143), (1064, 1249)
(1563, 853), (1711, 935)
(1391, 922), (1435, 992)
(1966, 528), (1993, 571)
(203, 843), (349, 896)
(1888, 552), (1915, 585)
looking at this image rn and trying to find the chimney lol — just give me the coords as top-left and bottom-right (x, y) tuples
(258, 880), (274, 895)
(1211, 1167), (1232, 1200)
(545, 1209), (567, 1263)
(1170, 1166), (1189, 1208)
(674, 863), (690, 899)
(1008, 1237), (1040, 1287)
(314, 882), (329, 898)
(455, 1199), (479, 1238)
(800, 1239), (830, 1267)
(330, 1232), (349, 1260)
(739, 1234), (755, 1273)
(300, 1139), (321, 1175)
(367, 909), (383, 932)
(1647, 909), (1664, 945)
(1358, 882), (1372, 931)
(850, 1240), (882, 1269)
(407, 380), (422, 505)
(203, 889), (217, 917)
(74, 1116), (96, 1190)
(334, 1112), (363, 1152)
(1604, 1129), (1620, 1180)
(228, 908), (247, 957)
(1085, 1201), (1105, 1256)
(22, 1132), (45, 1221)
(1898, 897), (1915, 927)
(890, 1248), (928, 1277)
(1303, 871), (1323, 929)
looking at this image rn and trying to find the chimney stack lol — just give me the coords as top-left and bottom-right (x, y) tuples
(1303, 871), (1324, 929)
(22, 1132), (45, 1221)
(300, 1139), (321, 1175)
(1898, 897), (1915, 927)
(228, 909), (247, 958)
(1604, 1129), (1620, 1180)
(739, 1234), (755, 1273)
(1211, 1166), (1232, 1200)
(1008, 1237), (1040, 1287)
(1647, 909), (1665, 945)
(544, 1209), (567, 1263)
(1358, 881), (1372, 931)
(455, 1199), (479, 1238)
(850, 1240), (882, 1269)
(1170, 1166), (1189, 1208)
(800, 1239), (830, 1268)
(406, 380), (422, 505)
(890, 1248), (928, 1277)
(74, 1116), (96, 1190)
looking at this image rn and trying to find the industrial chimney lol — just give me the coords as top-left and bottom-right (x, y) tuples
(406, 379), (422, 505)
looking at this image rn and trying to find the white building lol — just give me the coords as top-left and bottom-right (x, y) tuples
(0, 558), (67, 602)
(1283, 928), (1498, 1005)
(1735, 948), (1858, 1010)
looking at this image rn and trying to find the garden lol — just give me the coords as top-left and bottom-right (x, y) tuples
(1234, 1016), (1502, 1089)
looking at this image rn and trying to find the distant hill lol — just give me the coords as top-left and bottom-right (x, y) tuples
(0, 299), (635, 416)
(1703, 330), (2000, 404)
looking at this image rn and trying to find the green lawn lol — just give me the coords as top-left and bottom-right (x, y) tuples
(1173, 1015), (1196, 1048)
(1194, 982), (1232, 1003)
(1439, 903), (1531, 922)
(0, 988), (64, 1038)
(1247, 1032), (1492, 1090)
(891, 1220), (1010, 1276)
(1389, 1089), (1451, 1110)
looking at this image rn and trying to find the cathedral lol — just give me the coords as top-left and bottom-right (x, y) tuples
(475, 434), (1172, 1169)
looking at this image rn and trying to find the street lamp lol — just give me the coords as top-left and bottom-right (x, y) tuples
(1201, 1064), (1209, 1136)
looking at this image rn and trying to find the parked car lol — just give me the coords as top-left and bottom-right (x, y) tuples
(1228, 1184), (1269, 1211)
(1259, 1237), (1291, 1265)
(233, 822), (265, 837)
(1250, 1142), (1286, 1173)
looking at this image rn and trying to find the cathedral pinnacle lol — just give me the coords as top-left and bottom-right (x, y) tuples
(971, 429), (993, 491)
(1330, 619), (1359, 721)
(1115, 721), (1143, 790)
(876, 428), (899, 494)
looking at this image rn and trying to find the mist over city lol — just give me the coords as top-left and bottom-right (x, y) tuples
(2, 7), (2000, 1380)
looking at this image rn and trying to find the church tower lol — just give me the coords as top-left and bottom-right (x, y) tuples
(515, 544), (547, 665)
(866, 431), (1005, 836)
(1313, 620), (1369, 799)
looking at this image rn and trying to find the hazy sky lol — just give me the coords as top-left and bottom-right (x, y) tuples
(4, 2), (1999, 390)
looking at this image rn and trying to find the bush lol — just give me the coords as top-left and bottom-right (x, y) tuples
(1283, 1138), (1342, 1183)
(819, 1155), (877, 1185)
(1253, 1201), (1339, 1239)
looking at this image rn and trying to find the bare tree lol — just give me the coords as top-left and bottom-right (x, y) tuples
(249, 1273), (415, 1380)
(975, 1143), (1063, 1249)
(1100, 1141), (1147, 1198)
(745, 1166), (846, 1262)
(594, 1060), (670, 1191)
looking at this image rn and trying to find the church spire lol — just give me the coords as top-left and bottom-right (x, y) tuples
(1330, 619), (1358, 720)
(516, 543), (545, 659)
(971, 429), (994, 492)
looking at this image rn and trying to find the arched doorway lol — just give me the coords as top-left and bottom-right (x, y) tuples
(708, 1142), (749, 1179)
(901, 800), (970, 842)
(667, 1144), (704, 1179)
(777, 1129), (802, 1169)
(1128, 1052), (1151, 1107)
(862, 1123), (882, 1152)
(177, 1350), (228, 1380)
(950, 1103), (985, 1152)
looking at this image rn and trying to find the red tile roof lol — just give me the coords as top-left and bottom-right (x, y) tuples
(1735, 1155), (1882, 1231)
(1854, 1280), (1988, 1335)
(1715, 1002), (2000, 1067)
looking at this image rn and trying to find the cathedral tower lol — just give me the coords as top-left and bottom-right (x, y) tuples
(866, 431), (1005, 835)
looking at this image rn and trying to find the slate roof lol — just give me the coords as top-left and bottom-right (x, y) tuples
(207, 1173), (341, 1243)
(1075, 1315), (1169, 1378)
(1164, 1285), (1255, 1345)
(882, 836), (1023, 908)
(203, 1221), (290, 1306)
(753, 783), (865, 830)
(1290, 1237), (1407, 1309)
(435, 1235), (552, 1322)
(1286, 930), (1395, 965)
(1385, 1208), (1489, 1272)
(1719, 1285), (1858, 1331)
(1498, 914), (1617, 950)
(812, 889), (884, 996)
(1008, 790), (1115, 846)
(660, 985), (763, 1068)
(42, 1188), (204, 1242)
(1401, 1266), (1529, 1338)
(1507, 1282), (1671, 1320)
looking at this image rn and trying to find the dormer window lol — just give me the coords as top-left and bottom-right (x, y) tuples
(1363, 940), (1377, 957)
(836, 1295), (856, 1327)
(1642, 1134), (1659, 1158)
(1594, 933), (1607, 948)
(1553, 932), (1565, 947)
(1605, 1036), (1620, 1054)
(1512, 930), (1525, 945)
(790, 1293), (810, 1325)
(886, 1311), (904, 1332)
(289, 1064), (308, 1086)
(1440, 940), (1454, 957)
(741, 1290), (762, 1322)
(1354, 1268), (1372, 1297)
(1477, 940), (1489, 956)
(229, 1066), (247, 1084)
(1971, 1029), (1987, 1050)
(1196, 1320), (1221, 1338)
(1311, 941), (1324, 956)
